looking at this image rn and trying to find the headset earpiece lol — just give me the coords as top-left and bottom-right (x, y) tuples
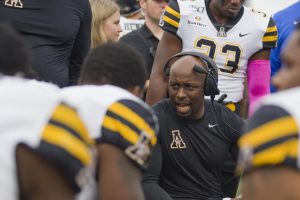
(163, 51), (219, 97)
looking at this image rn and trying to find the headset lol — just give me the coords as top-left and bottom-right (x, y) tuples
(163, 51), (241, 135)
(163, 51), (220, 99)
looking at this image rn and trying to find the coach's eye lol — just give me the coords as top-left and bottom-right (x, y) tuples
(170, 83), (179, 90)
(185, 84), (197, 91)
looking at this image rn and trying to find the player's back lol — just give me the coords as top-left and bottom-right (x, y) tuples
(60, 85), (141, 138)
(259, 87), (300, 121)
(0, 76), (59, 200)
(61, 84), (158, 199)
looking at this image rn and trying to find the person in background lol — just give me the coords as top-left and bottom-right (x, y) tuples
(147, 0), (278, 117)
(0, 23), (93, 200)
(270, 1), (300, 92)
(238, 23), (300, 200)
(90, 0), (122, 48)
(117, 0), (145, 36)
(120, 0), (168, 78)
(0, 0), (91, 87)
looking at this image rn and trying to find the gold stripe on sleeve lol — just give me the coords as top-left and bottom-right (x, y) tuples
(252, 139), (298, 166)
(102, 116), (140, 145)
(163, 15), (179, 28)
(51, 104), (92, 144)
(263, 35), (278, 42)
(165, 6), (180, 19)
(42, 124), (91, 165)
(108, 103), (157, 145)
(266, 26), (277, 33)
(239, 116), (298, 149)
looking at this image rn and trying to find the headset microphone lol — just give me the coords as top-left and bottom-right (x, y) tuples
(216, 94), (227, 104)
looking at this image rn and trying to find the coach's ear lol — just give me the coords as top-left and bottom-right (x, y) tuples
(127, 85), (144, 98)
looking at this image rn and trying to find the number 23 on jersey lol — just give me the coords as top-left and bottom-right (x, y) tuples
(195, 37), (242, 74)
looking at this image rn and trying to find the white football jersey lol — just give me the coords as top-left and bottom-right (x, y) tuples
(238, 87), (300, 173)
(60, 85), (158, 200)
(0, 77), (58, 200)
(260, 87), (300, 128)
(0, 76), (92, 200)
(160, 0), (277, 102)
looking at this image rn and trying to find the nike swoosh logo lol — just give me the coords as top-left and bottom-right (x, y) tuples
(208, 123), (218, 128)
(239, 33), (250, 37)
(294, 21), (300, 25)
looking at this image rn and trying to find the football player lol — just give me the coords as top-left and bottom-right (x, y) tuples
(0, 24), (93, 200)
(147, 0), (277, 116)
(238, 23), (300, 200)
(62, 42), (159, 200)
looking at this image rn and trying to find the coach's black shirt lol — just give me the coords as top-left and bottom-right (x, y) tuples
(144, 99), (244, 200)
(0, 0), (91, 87)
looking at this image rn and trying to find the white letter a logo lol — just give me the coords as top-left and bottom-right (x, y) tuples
(170, 130), (186, 149)
(5, 0), (23, 8)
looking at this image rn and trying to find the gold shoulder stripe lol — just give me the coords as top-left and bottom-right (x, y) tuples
(102, 116), (140, 145)
(266, 26), (277, 33)
(108, 103), (157, 145)
(239, 116), (298, 148)
(163, 16), (179, 28)
(263, 35), (278, 42)
(252, 139), (298, 166)
(165, 6), (180, 19)
(42, 124), (92, 165)
(52, 104), (93, 145)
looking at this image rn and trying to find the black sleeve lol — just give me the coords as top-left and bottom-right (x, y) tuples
(36, 102), (93, 193)
(262, 17), (278, 49)
(143, 144), (173, 200)
(98, 99), (159, 171)
(238, 105), (298, 174)
(159, 0), (180, 35)
(68, 1), (92, 86)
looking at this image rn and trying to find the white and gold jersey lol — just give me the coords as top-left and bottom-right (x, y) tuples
(61, 85), (158, 169)
(0, 77), (92, 200)
(60, 85), (159, 199)
(160, 0), (278, 102)
(238, 87), (300, 174)
(260, 87), (300, 126)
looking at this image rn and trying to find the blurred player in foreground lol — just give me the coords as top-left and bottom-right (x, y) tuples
(238, 23), (300, 200)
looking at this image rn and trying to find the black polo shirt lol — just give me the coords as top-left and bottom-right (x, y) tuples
(0, 0), (91, 87)
(144, 99), (244, 200)
(120, 24), (159, 78)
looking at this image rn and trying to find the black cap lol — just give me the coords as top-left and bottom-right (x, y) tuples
(116, 0), (141, 17)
